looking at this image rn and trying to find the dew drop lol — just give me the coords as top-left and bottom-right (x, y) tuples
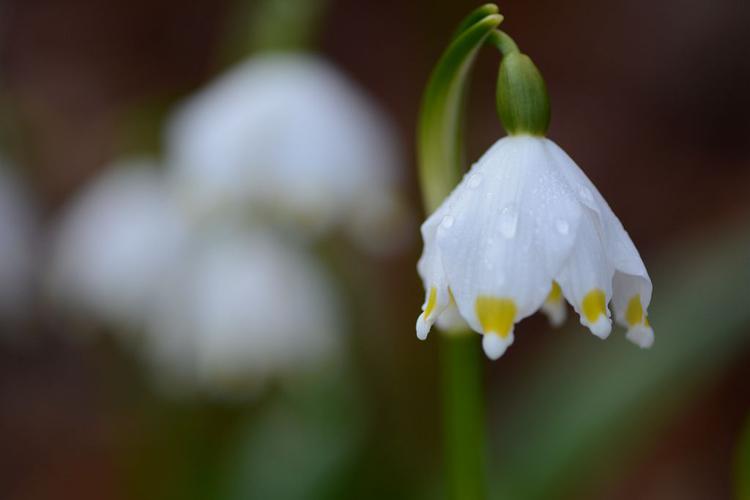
(555, 219), (570, 235)
(440, 215), (454, 229)
(498, 204), (518, 239)
(468, 173), (483, 189)
(578, 187), (593, 203)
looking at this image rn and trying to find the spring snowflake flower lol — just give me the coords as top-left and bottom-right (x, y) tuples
(47, 160), (189, 329)
(417, 136), (653, 360)
(166, 53), (409, 253)
(147, 226), (341, 397)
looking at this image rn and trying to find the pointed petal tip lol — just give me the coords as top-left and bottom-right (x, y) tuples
(541, 302), (567, 328)
(482, 331), (513, 360)
(626, 324), (654, 349)
(416, 315), (431, 340)
(586, 316), (612, 339)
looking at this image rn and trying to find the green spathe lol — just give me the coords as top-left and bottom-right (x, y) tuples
(496, 52), (550, 136)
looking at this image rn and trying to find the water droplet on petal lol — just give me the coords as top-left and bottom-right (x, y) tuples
(440, 215), (454, 229)
(555, 219), (569, 235)
(578, 187), (593, 203)
(468, 173), (483, 189)
(498, 204), (518, 239)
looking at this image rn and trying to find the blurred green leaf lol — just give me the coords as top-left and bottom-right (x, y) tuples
(224, 369), (368, 500)
(490, 217), (750, 499)
(736, 416), (750, 500)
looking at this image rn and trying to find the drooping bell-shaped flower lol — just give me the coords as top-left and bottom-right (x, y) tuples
(47, 160), (189, 329)
(417, 44), (653, 360)
(146, 226), (341, 397)
(166, 53), (410, 253)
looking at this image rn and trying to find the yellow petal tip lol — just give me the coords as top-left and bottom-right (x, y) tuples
(476, 296), (516, 339)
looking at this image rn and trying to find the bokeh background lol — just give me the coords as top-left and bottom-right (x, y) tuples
(1, 0), (750, 499)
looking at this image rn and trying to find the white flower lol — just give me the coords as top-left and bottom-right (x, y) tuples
(47, 160), (189, 329)
(416, 136), (653, 360)
(165, 53), (409, 252)
(0, 164), (38, 324)
(147, 226), (341, 397)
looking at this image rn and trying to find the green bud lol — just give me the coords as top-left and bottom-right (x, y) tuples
(496, 52), (550, 136)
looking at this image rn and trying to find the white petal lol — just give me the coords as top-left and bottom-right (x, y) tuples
(435, 301), (470, 332)
(482, 331), (514, 360)
(538, 281), (567, 327)
(547, 138), (653, 343)
(612, 271), (654, 347)
(626, 323), (654, 348)
(555, 208), (615, 339)
(415, 238), (450, 339)
(545, 139), (651, 289)
(435, 137), (582, 334)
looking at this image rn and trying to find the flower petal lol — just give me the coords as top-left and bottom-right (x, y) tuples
(546, 138), (652, 343)
(540, 281), (567, 327)
(436, 137), (582, 343)
(612, 271), (654, 348)
(416, 210), (451, 339)
(555, 209), (615, 339)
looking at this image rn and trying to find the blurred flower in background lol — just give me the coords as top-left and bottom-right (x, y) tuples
(45, 156), (345, 399)
(166, 53), (412, 254)
(147, 225), (341, 398)
(0, 160), (38, 329)
(46, 160), (189, 333)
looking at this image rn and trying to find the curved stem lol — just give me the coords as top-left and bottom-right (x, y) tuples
(417, 10), (503, 212)
(487, 30), (520, 56)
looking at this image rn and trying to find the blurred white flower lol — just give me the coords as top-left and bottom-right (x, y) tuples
(166, 53), (410, 253)
(417, 136), (653, 360)
(147, 226), (341, 397)
(47, 160), (189, 329)
(0, 163), (38, 324)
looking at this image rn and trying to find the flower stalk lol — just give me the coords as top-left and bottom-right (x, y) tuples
(417, 5), (504, 499)
(440, 332), (486, 500)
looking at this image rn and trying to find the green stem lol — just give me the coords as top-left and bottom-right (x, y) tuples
(417, 8), (502, 212)
(417, 6), (501, 499)
(441, 332), (487, 500)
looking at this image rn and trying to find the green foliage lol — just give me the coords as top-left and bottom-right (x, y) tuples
(417, 5), (502, 213)
(736, 416), (750, 500)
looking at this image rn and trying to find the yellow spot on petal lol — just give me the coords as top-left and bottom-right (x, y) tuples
(424, 287), (437, 318)
(582, 289), (607, 323)
(546, 281), (562, 303)
(476, 296), (516, 339)
(625, 295), (644, 326)
(448, 288), (456, 305)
